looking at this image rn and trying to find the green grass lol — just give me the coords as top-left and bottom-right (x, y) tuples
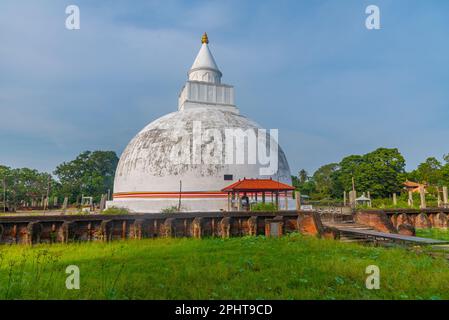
(0, 234), (448, 300)
(416, 228), (449, 241)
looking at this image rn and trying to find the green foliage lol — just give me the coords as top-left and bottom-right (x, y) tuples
(312, 163), (339, 199)
(102, 207), (130, 215)
(408, 157), (449, 187)
(161, 206), (180, 214)
(298, 169), (308, 184)
(292, 170), (316, 197)
(416, 228), (449, 242)
(3, 147), (449, 209)
(332, 148), (406, 198)
(250, 202), (278, 212)
(1, 150), (118, 209)
(293, 148), (407, 200)
(368, 192), (439, 209)
(54, 151), (118, 203)
(0, 166), (57, 210)
(0, 235), (449, 299)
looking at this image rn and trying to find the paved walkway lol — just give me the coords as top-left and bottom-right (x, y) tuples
(324, 221), (449, 245)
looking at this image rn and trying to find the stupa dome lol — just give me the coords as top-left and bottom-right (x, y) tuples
(109, 34), (292, 212)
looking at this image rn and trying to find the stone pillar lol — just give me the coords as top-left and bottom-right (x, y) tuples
(390, 214), (398, 228)
(247, 216), (258, 236)
(392, 193), (397, 206)
(343, 191), (347, 206)
(349, 190), (357, 208)
(265, 216), (284, 238)
(26, 221), (43, 245)
(237, 193), (242, 211)
(53, 197), (58, 207)
(99, 194), (106, 211)
(443, 186), (448, 208)
(62, 197), (68, 214)
(433, 212), (447, 229)
(220, 217), (231, 238)
(43, 197), (48, 212)
(275, 192), (279, 210)
(295, 191), (301, 211)
(415, 213), (431, 229)
(397, 213), (411, 227)
(59, 221), (76, 243)
(11, 225), (18, 244)
(284, 191), (288, 210)
(437, 191), (442, 207)
(192, 217), (203, 238)
(419, 186), (426, 209)
(132, 219), (147, 239)
(86, 222), (93, 241)
(121, 221), (127, 239)
(408, 191), (413, 207)
(163, 218), (176, 237)
(100, 220), (114, 242)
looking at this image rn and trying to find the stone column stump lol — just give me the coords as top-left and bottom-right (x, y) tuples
(414, 213), (431, 229)
(220, 217), (232, 238)
(192, 217), (204, 238)
(26, 221), (43, 245)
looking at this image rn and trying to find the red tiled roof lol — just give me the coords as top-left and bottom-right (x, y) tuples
(403, 181), (426, 187)
(222, 178), (295, 192)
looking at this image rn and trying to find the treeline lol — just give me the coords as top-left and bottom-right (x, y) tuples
(292, 147), (449, 200)
(3, 146), (448, 209)
(0, 151), (118, 210)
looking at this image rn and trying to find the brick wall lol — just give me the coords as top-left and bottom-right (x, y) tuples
(0, 211), (326, 245)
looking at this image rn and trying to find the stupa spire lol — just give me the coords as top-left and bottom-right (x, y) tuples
(188, 32), (222, 84)
(179, 34), (237, 114)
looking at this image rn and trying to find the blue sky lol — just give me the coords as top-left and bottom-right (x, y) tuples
(1, 0), (448, 176)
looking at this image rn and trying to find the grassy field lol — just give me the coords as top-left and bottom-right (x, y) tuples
(416, 228), (449, 241)
(0, 234), (448, 300)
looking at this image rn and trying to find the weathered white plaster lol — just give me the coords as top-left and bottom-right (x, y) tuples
(108, 36), (292, 213)
(188, 42), (222, 84)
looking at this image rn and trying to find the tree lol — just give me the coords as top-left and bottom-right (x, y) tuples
(444, 154), (449, 164)
(0, 165), (11, 208)
(54, 151), (119, 203)
(292, 170), (316, 197)
(440, 164), (449, 186)
(312, 163), (339, 198)
(0, 165), (56, 210)
(408, 157), (443, 185)
(331, 148), (405, 198)
(331, 155), (363, 197)
(298, 169), (309, 184)
(362, 148), (406, 197)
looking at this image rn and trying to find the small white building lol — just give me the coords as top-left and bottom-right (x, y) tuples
(107, 33), (292, 213)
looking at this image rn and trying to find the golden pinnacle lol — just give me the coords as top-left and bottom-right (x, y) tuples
(201, 32), (209, 44)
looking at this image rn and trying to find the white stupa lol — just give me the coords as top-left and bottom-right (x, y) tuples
(107, 33), (292, 213)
